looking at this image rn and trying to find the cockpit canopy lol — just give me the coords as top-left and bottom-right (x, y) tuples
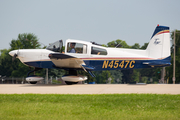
(46, 40), (63, 52)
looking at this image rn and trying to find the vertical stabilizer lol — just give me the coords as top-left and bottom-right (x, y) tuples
(146, 25), (170, 59)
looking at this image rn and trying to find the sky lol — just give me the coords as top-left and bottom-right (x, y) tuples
(0, 0), (180, 50)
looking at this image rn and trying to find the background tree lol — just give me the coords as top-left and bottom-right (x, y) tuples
(166, 30), (180, 83)
(48, 69), (66, 78)
(110, 70), (123, 84)
(131, 43), (140, 49)
(10, 33), (40, 50)
(107, 39), (130, 48)
(0, 33), (42, 78)
(94, 71), (112, 83)
(140, 43), (148, 49)
(0, 49), (14, 77)
(132, 70), (140, 83)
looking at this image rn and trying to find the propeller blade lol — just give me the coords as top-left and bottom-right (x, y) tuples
(12, 54), (17, 62)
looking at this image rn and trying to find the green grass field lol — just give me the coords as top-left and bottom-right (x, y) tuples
(0, 94), (180, 120)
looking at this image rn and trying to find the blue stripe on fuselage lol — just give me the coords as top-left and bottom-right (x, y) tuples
(83, 56), (171, 70)
(24, 61), (55, 68)
(24, 56), (171, 70)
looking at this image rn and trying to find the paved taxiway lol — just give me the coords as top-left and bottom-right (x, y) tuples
(0, 84), (180, 94)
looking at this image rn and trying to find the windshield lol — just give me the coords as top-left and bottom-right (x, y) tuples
(46, 40), (63, 52)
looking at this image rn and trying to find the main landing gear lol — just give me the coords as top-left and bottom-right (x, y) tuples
(65, 81), (78, 85)
(64, 70), (78, 85)
(62, 70), (88, 85)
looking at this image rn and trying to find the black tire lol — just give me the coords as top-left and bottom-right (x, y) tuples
(65, 81), (78, 85)
(30, 81), (37, 84)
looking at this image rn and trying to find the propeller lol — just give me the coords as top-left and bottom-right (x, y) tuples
(12, 54), (18, 62)
(12, 49), (19, 62)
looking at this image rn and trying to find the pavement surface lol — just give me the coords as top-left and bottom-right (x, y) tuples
(0, 84), (180, 94)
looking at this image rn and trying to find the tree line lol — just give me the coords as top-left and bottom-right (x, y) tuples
(0, 31), (180, 84)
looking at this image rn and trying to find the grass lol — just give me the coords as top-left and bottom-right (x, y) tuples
(0, 94), (180, 120)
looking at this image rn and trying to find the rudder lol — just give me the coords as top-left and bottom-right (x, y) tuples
(146, 25), (170, 59)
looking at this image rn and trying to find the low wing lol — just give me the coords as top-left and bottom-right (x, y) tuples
(49, 53), (85, 68)
(49, 53), (94, 73)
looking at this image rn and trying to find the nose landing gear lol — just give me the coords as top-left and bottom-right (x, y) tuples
(26, 67), (43, 84)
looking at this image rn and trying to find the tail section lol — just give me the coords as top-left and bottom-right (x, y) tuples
(146, 25), (170, 59)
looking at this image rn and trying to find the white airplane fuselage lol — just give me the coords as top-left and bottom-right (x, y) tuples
(9, 25), (171, 84)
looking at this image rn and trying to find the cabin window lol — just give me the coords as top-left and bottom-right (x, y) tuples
(67, 42), (87, 54)
(91, 47), (107, 55)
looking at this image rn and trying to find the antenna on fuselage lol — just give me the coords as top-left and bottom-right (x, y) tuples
(115, 42), (122, 48)
(90, 41), (102, 46)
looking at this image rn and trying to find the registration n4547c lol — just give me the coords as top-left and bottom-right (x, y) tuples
(102, 60), (135, 69)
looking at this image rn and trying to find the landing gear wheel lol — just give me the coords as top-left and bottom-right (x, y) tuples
(65, 81), (78, 85)
(30, 81), (37, 84)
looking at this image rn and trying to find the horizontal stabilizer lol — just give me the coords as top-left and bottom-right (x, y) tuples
(143, 61), (171, 67)
(143, 56), (171, 67)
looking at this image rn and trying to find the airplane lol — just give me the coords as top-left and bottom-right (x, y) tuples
(9, 25), (171, 85)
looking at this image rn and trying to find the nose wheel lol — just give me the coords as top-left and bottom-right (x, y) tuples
(27, 67), (43, 84)
(29, 81), (37, 84)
